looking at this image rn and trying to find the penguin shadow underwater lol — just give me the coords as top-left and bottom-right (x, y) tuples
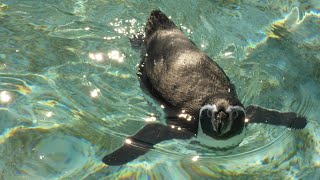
(102, 10), (307, 166)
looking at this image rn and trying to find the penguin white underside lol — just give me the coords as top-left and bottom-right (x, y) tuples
(196, 127), (246, 149)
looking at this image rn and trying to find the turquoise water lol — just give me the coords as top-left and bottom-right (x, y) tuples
(0, 0), (319, 179)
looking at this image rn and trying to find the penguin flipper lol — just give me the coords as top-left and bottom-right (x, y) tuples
(245, 105), (307, 129)
(102, 123), (194, 166)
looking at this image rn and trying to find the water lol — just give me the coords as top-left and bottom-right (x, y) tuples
(0, 0), (319, 179)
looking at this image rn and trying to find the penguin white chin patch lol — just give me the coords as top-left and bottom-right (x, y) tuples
(196, 128), (245, 149)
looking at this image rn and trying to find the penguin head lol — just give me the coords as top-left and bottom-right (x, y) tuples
(198, 99), (245, 140)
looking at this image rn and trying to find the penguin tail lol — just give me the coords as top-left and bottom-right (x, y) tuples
(145, 10), (176, 38)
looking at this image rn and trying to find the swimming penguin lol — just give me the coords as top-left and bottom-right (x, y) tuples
(102, 10), (307, 166)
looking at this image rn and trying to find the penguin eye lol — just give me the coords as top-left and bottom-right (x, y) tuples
(200, 109), (213, 120)
(231, 111), (239, 119)
(206, 110), (212, 118)
(200, 105), (217, 120)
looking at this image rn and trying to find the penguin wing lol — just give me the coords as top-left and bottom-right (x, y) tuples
(102, 123), (194, 166)
(245, 105), (307, 129)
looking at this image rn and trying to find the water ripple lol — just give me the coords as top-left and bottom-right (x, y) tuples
(0, 0), (319, 179)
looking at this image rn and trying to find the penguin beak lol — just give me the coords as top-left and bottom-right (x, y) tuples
(199, 105), (245, 137)
(213, 110), (229, 135)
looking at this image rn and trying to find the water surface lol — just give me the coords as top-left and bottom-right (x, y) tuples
(0, 0), (319, 179)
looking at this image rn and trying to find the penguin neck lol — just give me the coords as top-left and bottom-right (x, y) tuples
(196, 120), (245, 149)
(205, 94), (243, 109)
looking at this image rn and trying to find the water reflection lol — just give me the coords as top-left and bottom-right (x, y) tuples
(0, 91), (12, 104)
(90, 88), (100, 98)
(103, 36), (117, 40)
(178, 110), (192, 121)
(0, 0), (318, 179)
(110, 18), (138, 35)
(144, 116), (156, 122)
(107, 50), (125, 63)
(88, 53), (104, 62)
(192, 155), (199, 162)
(45, 111), (54, 118)
(88, 50), (125, 63)
(125, 138), (132, 144)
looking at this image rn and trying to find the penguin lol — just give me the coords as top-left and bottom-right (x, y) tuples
(102, 10), (307, 166)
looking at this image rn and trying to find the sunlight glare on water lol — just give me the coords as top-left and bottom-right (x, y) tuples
(0, 0), (319, 179)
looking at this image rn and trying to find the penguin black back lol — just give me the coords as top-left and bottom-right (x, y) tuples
(141, 10), (242, 120)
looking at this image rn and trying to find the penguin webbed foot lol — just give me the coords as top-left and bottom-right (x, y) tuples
(102, 123), (194, 166)
(245, 105), (307, 129)
(129, 33), (144, 49)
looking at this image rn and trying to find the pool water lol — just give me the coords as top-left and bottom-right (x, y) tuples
(0, 0), (319, 179)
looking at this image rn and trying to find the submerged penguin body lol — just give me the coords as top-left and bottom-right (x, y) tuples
(102, 10), (307, 166)
(139, 11), (245, 139)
